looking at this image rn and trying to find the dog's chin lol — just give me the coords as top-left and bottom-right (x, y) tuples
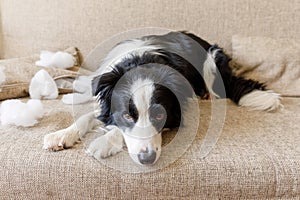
(122, 131), (163, 166)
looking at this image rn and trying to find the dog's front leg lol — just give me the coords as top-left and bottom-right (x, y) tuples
(86, 126), (124, 159)
(43, 112), (99, 151)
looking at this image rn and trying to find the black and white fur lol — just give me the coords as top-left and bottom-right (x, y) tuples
(43, 32), (281, 165)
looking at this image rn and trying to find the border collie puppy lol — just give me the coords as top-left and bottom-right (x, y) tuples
(43, 32), (281, 165)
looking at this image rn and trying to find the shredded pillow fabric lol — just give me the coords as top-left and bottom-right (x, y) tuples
(0, 47), (80, 100)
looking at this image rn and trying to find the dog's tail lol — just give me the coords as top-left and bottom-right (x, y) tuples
(207, 46), (282, 111)
(227, 76), (282, 111)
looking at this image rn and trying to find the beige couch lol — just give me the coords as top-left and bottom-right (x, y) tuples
(1, 0), (300, 199)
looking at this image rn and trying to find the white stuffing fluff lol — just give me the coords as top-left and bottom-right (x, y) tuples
(62, 93), (93, 105)
(0, 99), (44, 127)
(0, 65), (6, 85)
(73, 76), (92, 93)
(29, 69), (58, 99)
(62, 75), (93, 105)
(35, 50), (75, 69)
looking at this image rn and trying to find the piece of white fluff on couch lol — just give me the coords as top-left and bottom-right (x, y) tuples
(29, 69), (58, 99)
(0, 99), (44, 127)
(62, 75), (93, 104)
(35, 50), (75, 69)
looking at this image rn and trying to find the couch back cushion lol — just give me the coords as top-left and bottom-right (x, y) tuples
(0, 0), (300, 59)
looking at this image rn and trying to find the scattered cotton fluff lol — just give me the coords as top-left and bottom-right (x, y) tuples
(62, 93), (93, 105)
(62, 75), (93, 105)
(35, 50), (75, 69)
(73, 76), (92, 93)
(0, 99), (44, 127)
(0, 65), (6, 85)
(29, 69), (58, 99)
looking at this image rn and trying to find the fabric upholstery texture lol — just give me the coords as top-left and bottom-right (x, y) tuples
(231, 35), (300, 97)
(0, 97), (299, 199)
(0, 0), (300, 59)
(0, 0), (300, 199)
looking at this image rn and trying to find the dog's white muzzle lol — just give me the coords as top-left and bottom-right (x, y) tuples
(123, 132), (162, 165)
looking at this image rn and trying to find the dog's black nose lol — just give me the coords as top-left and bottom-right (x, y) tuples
(137, 148), (156, 164)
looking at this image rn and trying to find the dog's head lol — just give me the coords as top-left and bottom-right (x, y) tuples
(92, 64), (193, 165)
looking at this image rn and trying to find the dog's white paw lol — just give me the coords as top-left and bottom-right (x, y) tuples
(43, 126), (80, 151)
(86, 128), (124, 159)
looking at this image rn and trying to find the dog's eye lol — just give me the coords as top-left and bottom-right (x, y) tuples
(123, 113), (134, 122)
(155, 113), (165, 121)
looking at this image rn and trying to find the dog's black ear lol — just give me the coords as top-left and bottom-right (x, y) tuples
(91, 75), (102, 96)
(91, 67), (125, 125)
(91, 68), (124, 98)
